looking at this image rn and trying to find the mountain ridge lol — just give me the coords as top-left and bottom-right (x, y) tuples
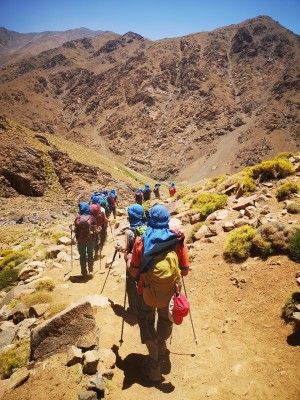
(0, 16), (299, 182)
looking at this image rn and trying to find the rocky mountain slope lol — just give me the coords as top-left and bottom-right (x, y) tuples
(0, 27), (111, 66)
(0, 16), (299, 181)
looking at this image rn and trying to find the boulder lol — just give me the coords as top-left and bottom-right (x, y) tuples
(232, 195), (257, 211)
(30, 301), (98, 360)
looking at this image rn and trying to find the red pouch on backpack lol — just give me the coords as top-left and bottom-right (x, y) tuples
(169, 291), (189, 325)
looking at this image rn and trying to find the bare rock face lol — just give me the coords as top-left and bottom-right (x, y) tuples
(0, 145), (46, 197)
(30, 301), (98, 360)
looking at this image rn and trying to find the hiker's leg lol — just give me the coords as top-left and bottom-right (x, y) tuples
(157, 306), (173, 340)
(87, 242), (94, 272)
(77, 243), (87, 275)
(100, 228), (107, 250)
(126, 272), (137, 312)
(157, 306), (173, 357)
(136, 294), (156, 342)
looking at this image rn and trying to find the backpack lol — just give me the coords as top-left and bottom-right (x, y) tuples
(75, 215), (95, 243)
(143, 188), (151, 201)
(135, 190), (143, 204)
(127, 225), (147, 253)
(168, 287), (189, 325)
(142, 249), (181, 309)
(91, 192), (110, 215)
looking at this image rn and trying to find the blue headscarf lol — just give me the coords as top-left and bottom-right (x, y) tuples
(142, 204), (177, 254)
(127, 204), (145, 227)
(171, 182), (175, 187)
(102, 189), (108, 196)
(109, 189), (116, 198)
(79, 202), (90, 215)
(145, 184), (150, 189)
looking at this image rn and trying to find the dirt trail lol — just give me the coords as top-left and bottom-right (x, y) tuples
(4, 210), (300, 400)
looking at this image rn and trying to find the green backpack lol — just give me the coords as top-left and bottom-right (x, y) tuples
(142, 249), (181, 309)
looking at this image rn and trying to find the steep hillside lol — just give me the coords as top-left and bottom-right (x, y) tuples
(0, 16), (299, 181)
(0, 116), (160, 211)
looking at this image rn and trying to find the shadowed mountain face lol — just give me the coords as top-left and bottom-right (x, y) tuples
(0, 16), (299, 181)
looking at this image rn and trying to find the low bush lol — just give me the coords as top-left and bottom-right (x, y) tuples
(0, 339), (30, 379)
(257, 223), (298, 253)
(0, 250), (28, 271)
(47, 302), (67, 318)
(191, 193), (227, 219)
(276, 182), (299, 201)
(251, 233), (273, 256)
(289, 229), (300, 263)
(224, 226), (256, 261)
(286, 202), (300, 214)
(282, 292), (300, 322)
(22, 289), (53, 307)
(0, 268), (19, 291)
(248, 158), (294, 182)
(34, 279), (55, 291)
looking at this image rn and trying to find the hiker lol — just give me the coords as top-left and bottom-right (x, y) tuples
(153, 183), (161, 199)
(91, 191), (110, 218)
(117, 204), (147, 314)
(126, 204), (189, 381)
(90, 203), (109, 260)
(108, 189), (118, 219)
(135, 188), (144, 205)
(143, 184), (152, 201)
(71, 202), (98, 277)
(169, 182), (176, 197)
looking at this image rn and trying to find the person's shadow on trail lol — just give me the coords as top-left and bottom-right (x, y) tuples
(68, 275), (92, 283)
(286, 331), (300, 346)
(108, 299), (137, 326)
(112, 344), (175, 393)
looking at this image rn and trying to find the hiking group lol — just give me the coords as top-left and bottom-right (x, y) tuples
(70, 185), (190, 383)
(70, 188), (118, 276)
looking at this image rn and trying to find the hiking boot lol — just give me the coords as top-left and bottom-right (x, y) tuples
(88, 266), (93, 273)
(142, 358), (162, 382)
(158, 340), (167, 357)
(81, 270), (88, 277)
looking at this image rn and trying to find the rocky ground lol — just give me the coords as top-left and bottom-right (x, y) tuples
(0, 166), (300, 400)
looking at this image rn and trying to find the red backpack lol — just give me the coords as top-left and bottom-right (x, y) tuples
(75, 215), (95, 243)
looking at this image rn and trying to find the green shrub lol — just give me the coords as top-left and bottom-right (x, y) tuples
(242, 174), (256, 194)
(224, 226), (256, 261)
(34, 279), (55, 291)
(286, 202), (300, 214)
(0, 250), (28, 271)
(191, 193), (227, 219)
(0, 339), (30, 379)
(248, 158), (294, 182)
(47, 302), (67, 317)
(282, 292), (300, 322)
(251, 233), (273, 256)
(22, 289), (53, 307)
(276, 182), (300, 200)
(0, 268), (19, 290)
(289, 229), (300, 263)
(258, 223), (298, 253)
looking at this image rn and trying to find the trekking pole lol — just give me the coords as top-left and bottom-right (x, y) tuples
(64, 227), (74, 280)
(119, 275), (127, 346)
(181, 275), (198, 345)
(100, 246), (119, 294)
(109, 221), (116, 246)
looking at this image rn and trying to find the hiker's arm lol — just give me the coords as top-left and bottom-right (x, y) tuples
(176, 243), (189, 276)
(126, 237), (143, 278)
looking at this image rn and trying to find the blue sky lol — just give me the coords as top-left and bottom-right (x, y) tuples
(1, 0), (300, 40)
